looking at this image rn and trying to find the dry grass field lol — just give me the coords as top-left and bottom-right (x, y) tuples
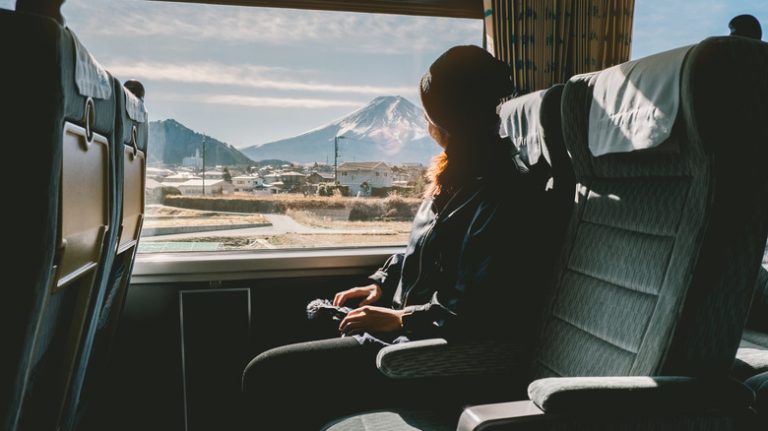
(169, 232), (410, 250)
(285, 209), (412, 233)
(163, 193), (421, 217)
(140, 194), (418, 251)
(144, 206), (270, 228)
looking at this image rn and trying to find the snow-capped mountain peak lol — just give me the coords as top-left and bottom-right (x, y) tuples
(336, 96), (428, 154)
(242, 96), (438, 164)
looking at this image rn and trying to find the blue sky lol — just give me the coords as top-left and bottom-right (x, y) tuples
(632, 0), (768, 58)
(1, 0), (766, 148)
(59, 0), (482, 148)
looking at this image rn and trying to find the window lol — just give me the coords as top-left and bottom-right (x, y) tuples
(60, 0), (481, 252)
(630, 1), (768, 59)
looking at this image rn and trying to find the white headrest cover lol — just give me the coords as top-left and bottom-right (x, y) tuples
(587, 45), (694, 157)
(124, 87), (147, 123)
(499, 90), (551, 165)
(70, 29), (112, 100)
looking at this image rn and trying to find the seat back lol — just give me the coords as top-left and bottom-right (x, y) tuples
(63, 79), (149, 429)
(745, 266), (768, 336)
(1, 9), (120, 430)
(498, 84), (577, 319)
(533, 36), (768, 381)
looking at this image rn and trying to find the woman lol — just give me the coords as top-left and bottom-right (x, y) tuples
(242, 45), (550, 428)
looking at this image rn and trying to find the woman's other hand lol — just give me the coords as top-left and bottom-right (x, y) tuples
(333, 284), (381, 307)
(339, 306), (404, 335)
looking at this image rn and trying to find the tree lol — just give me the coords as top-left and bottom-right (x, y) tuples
(223, 167), (232, 183)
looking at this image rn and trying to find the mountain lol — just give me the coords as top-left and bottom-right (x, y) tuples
(148, 119), (253, 166)
(242, 96), (439, 165)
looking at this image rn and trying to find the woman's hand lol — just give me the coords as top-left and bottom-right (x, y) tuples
(338, 306), (404, 335)
(333, 284), (381, 307)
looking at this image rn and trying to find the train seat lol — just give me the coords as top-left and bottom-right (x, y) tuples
(62, 78), (149, 429)
(322, 35), (768, 431)
(0, 6), (122, 429)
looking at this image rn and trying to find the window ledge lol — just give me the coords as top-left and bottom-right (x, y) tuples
(131, 246), (404, 284)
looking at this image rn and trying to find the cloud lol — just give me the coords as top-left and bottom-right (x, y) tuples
(156, 92), (363, 109)
(203, 95), (363, 109)
(64, 0), (480, 54)
(106, 61), (415, 96)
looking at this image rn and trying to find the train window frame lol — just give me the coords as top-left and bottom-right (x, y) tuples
(52, 0), (484, 256)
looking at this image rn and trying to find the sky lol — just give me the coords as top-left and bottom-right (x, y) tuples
(1, 0), (766, 149)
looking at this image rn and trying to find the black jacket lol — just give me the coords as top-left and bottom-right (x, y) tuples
(368, 159), (557, 341)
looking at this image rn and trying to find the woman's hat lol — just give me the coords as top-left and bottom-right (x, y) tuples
(420, 45), (513, 134)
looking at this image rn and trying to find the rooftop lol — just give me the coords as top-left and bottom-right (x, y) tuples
(337, 162), (389, 171)
(178, 179), (227, 187)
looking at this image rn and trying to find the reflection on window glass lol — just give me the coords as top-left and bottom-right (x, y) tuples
(61, 0), (481, 252)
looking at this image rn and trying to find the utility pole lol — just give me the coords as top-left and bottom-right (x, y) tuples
(334, 135), (345, 184)
(201, 136), (206, 196)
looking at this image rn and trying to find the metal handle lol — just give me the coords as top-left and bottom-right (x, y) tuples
(130, 125), (139, 157)
(84, 97), (95, 143)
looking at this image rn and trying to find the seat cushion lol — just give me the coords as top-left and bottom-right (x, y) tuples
(734, 348), (768, 381)
(734, 331), (768, 381)
(742, 329), (768, 350)
(745, 267), (768, 333)
(322, 409), (457, 431)
(745, 372), (768, 416)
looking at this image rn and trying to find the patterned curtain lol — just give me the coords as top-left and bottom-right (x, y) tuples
(484, 0), (635, 95)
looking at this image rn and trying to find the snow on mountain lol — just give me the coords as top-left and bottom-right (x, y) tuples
(242, 96), (440, 165)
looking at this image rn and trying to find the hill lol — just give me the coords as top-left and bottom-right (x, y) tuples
(148, 119), (253, 166)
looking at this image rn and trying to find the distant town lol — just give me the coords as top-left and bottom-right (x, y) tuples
(146, 96), (435, 203)
(146, 150), (428, 202)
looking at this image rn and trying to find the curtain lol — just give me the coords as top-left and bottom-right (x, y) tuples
(485, 0), (635, 95)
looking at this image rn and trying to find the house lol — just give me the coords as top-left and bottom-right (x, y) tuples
(202, 170), (225, 180)
(181, 149), (203, 169)
(253, 181), (283, 195)
(145, 178), (180, 203)
(279, 171), (307, 190)
(392, 163), (426, 184)
(305, 172), (335, 184)
(146, 167), (175, 181)
(177, 179), (235, 196)
(162, 172), (201, 185)
(231, 175), (264, 193)
(337, 161), (392, 196)
(263, 173), (281, 184)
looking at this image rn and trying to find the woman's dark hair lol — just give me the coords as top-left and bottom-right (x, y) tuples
(420, 45), (514, 198)
(729, 14), (762, 40)
(16, 0), (66, 24)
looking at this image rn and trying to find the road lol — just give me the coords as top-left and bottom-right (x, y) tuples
(141, 213), (394, 241)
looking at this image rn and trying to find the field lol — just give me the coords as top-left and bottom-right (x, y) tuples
(140, 194), (419, 251)
(163, 193), (421, 216)
(144, 206), (270, 228)
(285, 209), (412, 232)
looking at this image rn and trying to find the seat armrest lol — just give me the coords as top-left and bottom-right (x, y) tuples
(376, 338), (526, 379)
(528, 376), (754, 414)
(458, 400), (546, 431)
(745, 371), (768, 415)
(458, 377), (755, 431)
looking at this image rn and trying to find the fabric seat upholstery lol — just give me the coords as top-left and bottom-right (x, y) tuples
(323, 83), (574, 429)
(734, 267), (768, 381)
(61, 78), (149, 430)
(1, 8), (122, 430)
(323, 35), (768, 431)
